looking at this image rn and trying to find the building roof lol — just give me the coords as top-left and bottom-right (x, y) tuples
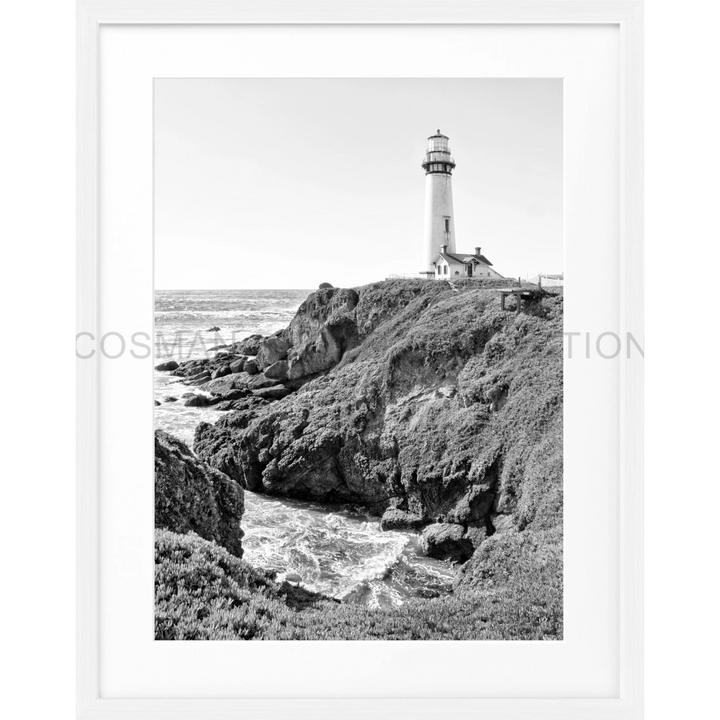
(433, 251), (493, 267)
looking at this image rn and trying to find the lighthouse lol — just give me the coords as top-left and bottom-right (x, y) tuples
(421, 130), (457, 273)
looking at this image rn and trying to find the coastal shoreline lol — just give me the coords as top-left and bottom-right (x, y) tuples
(154, 278), (563, 639)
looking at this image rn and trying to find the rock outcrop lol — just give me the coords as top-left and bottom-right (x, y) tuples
(193, 279), (563, 562)
(154, 429), (245, 557)
(155, 360), (179, 371)
(236, 334), (264, 356)
(421, 523), (474, 562)
(380, 508), (425, 531)
(283, 287), (360, 379)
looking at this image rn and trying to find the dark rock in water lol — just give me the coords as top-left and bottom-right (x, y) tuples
(229, 357), (247, 374)
(154, 400), (161, 406)
(184, 393), (216, 407)
(234, 334), (264, 356)
(380, 508), (425, 531)
(164, 396), (178, 403)
(421, 523), (474, 562)
(212, 365), (231, 380)
(207, 326), (220, 332)
(264, 359), (289, 381)
(243, 358), (259, 375)
(253, 385), (291, 401)
(256, 336), (291, 370)
(155, 360), (179, 371)
(319, 282), (334, 289)
(154, 430), (244, 557)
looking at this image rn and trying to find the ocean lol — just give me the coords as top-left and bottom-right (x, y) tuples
(154, 289), (454, 608)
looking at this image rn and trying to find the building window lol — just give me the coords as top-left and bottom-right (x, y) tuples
(444, 266), (448, 275)
(455, 271), (460, 276)
(444, 218), (450, 233)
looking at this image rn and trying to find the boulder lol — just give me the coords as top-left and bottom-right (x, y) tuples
(211, 365), (231, 380)
(248, 374), (280, 390)
(164, 396), (178, 403)
(183, 393), (217, 407)
(420, 523), (474, 562)
(229, 357), (247, 374)
(256, 336), (292, 370)
(202, 373), (247, 395)
(154, 430), (244, 557)
(155, 360), (179, 372)
(264, 359), (289, 381)
(243, 358), (259, 375)
(252, 385), (291, 401)
(446, 484), (496, 525)
(319, 282), (334, 289)
(217, 388), (250, 402)
(173, 358), (209, 378)
(488, 384), (509, 412)
(285, 287), (360, 380)
(188, 370), (212, 385)
(233, 334), (264, 355)
(207, 326), (220, 332)
(213, 396), (267, 413)
(154, 400), (161, 406)
(380, 508), (425, 531)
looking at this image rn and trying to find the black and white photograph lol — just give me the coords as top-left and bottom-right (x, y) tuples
(153, 78), (564, 641)
(73, 10), (647, 710)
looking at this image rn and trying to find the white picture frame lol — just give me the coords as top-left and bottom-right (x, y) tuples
(77, 1), (643, 718)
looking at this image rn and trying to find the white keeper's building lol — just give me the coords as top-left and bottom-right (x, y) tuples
(420, 130), (504, 281)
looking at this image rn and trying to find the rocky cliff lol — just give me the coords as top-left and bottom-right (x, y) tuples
(155, 430), (245, 558)
(192, 279), (563, 559)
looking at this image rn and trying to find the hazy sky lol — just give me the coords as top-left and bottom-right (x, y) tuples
(155, 79), (562, 289)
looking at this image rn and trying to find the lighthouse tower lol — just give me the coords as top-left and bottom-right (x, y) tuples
(421, 130), (457, 273)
